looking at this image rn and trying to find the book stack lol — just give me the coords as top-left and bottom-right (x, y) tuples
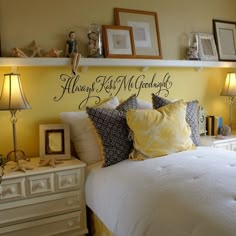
(206, 115), (223, 136)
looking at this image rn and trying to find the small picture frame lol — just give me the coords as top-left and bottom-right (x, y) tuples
(197, 33), (218, 61)
(114, 8), (162, 59)
(102, 25), (135, 58)
(213, 19), (236, 61)
(39, 124), (71, 159)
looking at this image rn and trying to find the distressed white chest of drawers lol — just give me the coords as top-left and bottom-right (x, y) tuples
(0, 157), (88, 236)
(200, 134), (236, 151)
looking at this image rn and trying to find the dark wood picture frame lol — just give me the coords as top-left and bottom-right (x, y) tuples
(213, 19), (236, 61)
(39, 124), (71, 159)
(114, 8), (162, 59)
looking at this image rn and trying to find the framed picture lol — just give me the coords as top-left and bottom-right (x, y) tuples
(197, 33), (218, 61)
(102, 25), (135, 58)
(213, 19), (236, 61)
(114, 8), (162, 59)
(39, 124), (71, 159)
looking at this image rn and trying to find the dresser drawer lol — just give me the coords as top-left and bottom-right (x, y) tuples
(56, 169), (81, 191)
(0, 190), (81, 227)
(0, 178), (25, 201)
(0, 211), (83, 236)
(26, 173), (54, 196)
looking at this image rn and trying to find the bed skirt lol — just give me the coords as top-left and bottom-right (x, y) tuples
(87, 207), (113, 236)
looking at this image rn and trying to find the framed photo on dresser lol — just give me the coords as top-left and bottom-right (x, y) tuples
(39, 124), (71, 159)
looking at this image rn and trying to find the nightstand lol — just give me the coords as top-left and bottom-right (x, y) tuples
(0, 157), (88, 236)
(200, 134), (236, 151)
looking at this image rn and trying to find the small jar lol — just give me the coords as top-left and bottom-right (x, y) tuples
(87, 23), (103, 58)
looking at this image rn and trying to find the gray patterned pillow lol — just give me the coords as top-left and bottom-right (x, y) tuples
(86, 108), (132, 167)
(86, 94), (138, 167)
(116, 94), (138, 112)
(152, 94), (200, 146)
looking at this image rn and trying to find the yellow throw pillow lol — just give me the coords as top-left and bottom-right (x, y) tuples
(126, 100), (195, 160)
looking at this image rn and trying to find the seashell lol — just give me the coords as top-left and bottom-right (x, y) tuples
(221, 125), (231, 136)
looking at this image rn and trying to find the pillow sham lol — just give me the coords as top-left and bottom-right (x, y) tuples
(86, 94), (138, 167)
(86, 108), (132, 167)
(126, 100), (195, 160)
(60, 96), (119, 166)
(152, 94), (200, 146)
(116, 94), (138, 112)
(136, 98), (152, 109)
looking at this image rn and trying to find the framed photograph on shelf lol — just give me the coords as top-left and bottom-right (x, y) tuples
(197, 33), (218, 61)
(102, 25), (135, 58)
(114, 8), (162, 59)
(39, 124), (71, 160)
(213, 19), (236, 61)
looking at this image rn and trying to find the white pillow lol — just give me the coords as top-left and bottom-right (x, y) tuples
(60, 96), (119, 165)
(136, 98), (152, 109)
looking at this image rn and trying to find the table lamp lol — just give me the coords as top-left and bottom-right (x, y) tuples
(220, 72), (236, 129)
(0, 73), (31, 163)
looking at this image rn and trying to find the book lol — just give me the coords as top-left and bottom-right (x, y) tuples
(206, 116), (213, 136)
(206, 115), (223, 136)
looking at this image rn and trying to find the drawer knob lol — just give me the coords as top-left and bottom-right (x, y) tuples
(61, 177), (73, 186)
(67, 199), (74, 206)
(3, 186), (16, 195)
(67, 220), (75, 227)
(33, 181), (45, 190)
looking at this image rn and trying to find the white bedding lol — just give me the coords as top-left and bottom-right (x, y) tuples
(85, 147), (236, 236)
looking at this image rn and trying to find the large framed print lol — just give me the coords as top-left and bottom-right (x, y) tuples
(213, 19), (236, 61)
(39, 124), (71, 159)
(114, 8), (162, 59)
(102, 25), (135, 58)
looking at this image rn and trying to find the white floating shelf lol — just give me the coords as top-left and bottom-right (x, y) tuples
(0, 57), (236, 69)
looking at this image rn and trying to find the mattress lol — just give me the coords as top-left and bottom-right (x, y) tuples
(85, 147), (236, 236)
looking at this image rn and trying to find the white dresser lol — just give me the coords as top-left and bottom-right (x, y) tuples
(200, 134), (236, 151)
(0, 157), (88, 236)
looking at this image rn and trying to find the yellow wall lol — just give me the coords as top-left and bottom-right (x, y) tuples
(0, 0), (236, 158)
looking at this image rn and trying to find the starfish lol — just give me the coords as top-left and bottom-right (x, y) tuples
(39, 157), (63, 168)
(28, 40), (43, 57)
(11, 161), (34, 173)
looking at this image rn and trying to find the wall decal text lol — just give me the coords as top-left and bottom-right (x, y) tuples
(54, 72), (173, 109)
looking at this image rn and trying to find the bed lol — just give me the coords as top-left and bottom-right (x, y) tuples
(60, 94), (236, 236)
(85, 147), (236, 236)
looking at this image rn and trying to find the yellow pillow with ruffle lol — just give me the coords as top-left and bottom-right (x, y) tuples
(126, 100), (195, 160)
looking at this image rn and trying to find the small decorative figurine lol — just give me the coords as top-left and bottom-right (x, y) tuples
(65, 31), (81, 75)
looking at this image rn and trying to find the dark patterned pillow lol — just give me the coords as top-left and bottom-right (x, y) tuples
(86, 108), (132, 167)
(116, 94), (138, 112)
(152, 94), (200, 146)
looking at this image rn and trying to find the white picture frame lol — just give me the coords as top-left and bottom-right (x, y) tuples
(197, 33), (218, 61)
(39, 124), (71, 159)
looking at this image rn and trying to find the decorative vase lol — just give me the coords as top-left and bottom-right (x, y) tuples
(87, 24), (104, 58)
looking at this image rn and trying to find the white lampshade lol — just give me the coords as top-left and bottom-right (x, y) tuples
(220, 72), (236, 97)
(0, 73), (31, 110)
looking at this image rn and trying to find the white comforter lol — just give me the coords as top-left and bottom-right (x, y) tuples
(85, 147), (236, 236)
